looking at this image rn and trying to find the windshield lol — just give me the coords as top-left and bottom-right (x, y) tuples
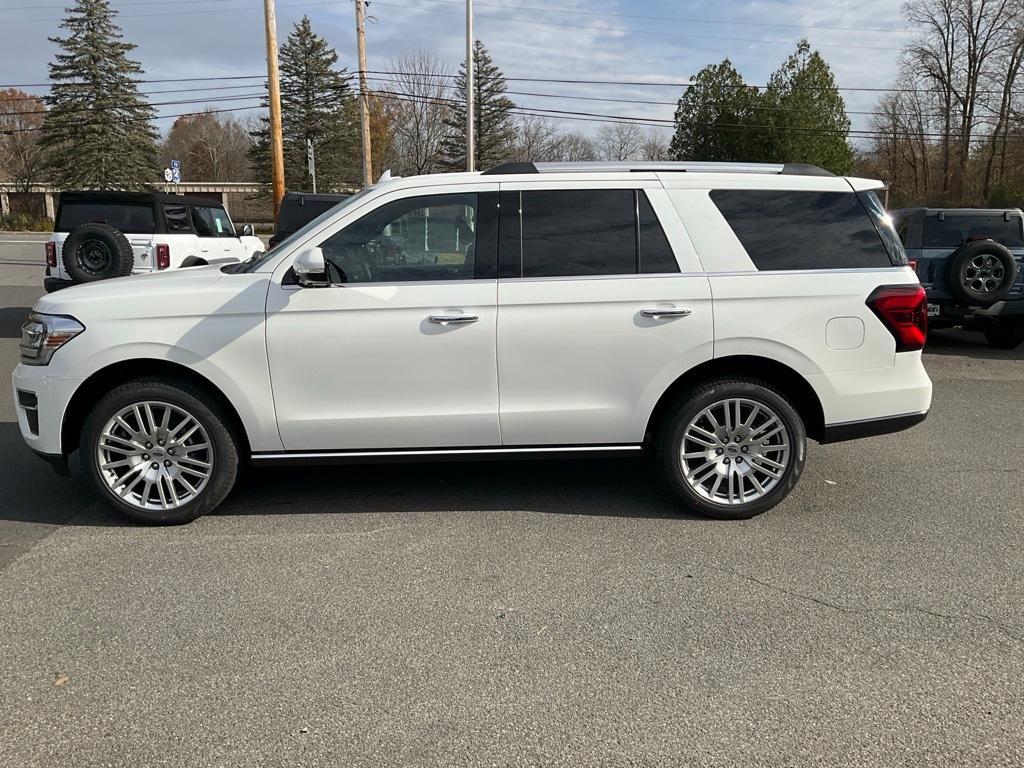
(235, 186), (377, 273)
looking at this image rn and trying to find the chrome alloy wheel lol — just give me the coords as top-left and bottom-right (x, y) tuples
(680, 397), (791, 506)
(96, 401), (213, 511)
(965, 254), (1007, 294)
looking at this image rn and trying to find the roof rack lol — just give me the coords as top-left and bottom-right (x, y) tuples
(482, 161), (834, 177)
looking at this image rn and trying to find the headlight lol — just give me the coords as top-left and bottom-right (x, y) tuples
(20, 313), (85, 366)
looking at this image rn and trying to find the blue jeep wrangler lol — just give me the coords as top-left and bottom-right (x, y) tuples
(892, 207), (1024, 349)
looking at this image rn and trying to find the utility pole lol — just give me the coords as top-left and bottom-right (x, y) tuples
(465, 0), (474, 172)
(355, 0), (373, 186)
(262, 0), (285, 220)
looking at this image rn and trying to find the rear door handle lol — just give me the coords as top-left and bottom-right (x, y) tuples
(428, 313), (480, 326)
(640, 306), (692, 319)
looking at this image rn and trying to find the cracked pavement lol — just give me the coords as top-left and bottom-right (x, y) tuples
(1, 235), (1022, 766)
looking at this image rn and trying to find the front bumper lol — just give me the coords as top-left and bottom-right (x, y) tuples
(11, 363), (83, 459)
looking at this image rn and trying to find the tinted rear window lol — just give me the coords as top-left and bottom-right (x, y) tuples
(521, 189), (636, 278)
(638, 192), (679, 273)
(57, 203), (155, 233)
(710, 189), (894, 270)
(921, 214), (1024, 248)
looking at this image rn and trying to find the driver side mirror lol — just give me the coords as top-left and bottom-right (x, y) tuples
(240, 223), (255, 237)
(293, 247), (330, 288)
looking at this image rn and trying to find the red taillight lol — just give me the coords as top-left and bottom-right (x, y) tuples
(867, 285), (928, 352)
(907, 259), (918, 272)
(155, 243), (170, 270)
(45, 241), (57, 267)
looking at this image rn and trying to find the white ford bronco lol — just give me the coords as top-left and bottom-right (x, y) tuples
(16, 162), (933, 524)
(43, 191), (265, 292)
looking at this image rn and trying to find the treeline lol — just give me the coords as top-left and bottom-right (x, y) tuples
(2, 0), (1021, 212)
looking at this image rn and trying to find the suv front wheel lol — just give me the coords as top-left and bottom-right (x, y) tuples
(82, 378), (239, 524)
(656, 378), (807, 519)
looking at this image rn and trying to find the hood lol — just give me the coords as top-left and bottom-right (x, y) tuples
(35, 265), (270, 323)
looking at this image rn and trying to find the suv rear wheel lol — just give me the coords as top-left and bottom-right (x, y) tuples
(82, 378), (239, 524)
(656, 378), (807, 519)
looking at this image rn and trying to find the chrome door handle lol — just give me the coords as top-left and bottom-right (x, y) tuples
(640, 306), (692, 319)
(428, 313), (480, 325)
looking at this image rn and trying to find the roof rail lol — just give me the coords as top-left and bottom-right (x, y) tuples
(482, 161), (834, 177)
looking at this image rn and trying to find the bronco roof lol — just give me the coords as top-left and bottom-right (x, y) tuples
(58, 190), (224, 207)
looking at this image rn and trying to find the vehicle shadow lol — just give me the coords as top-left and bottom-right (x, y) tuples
(0, 420), (697, 526)
(0, 422), (111, 527)
(923, 328), (1024, 360)
(0, 307), (32, 338)
(221, 456), (697, 521)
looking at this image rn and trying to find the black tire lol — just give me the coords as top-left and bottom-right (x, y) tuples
(61, 222), (134, 283)
(655, 378), (807, 520)
(945, 239), (1018, 306)
(984, 318), (1024, 350)
(82, 378), (239, 524)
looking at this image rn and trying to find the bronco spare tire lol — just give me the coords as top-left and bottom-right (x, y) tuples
(945, 239), (1018, 306)
(61, 222), (135, 284)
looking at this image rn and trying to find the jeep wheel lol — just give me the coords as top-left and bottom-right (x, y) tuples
(62, 222), (135, 283)
(656, 378), (807, 520)
(82, 379), (239, 524)
(984, 318), (1024, 350)
(946, 239), (1018, 306)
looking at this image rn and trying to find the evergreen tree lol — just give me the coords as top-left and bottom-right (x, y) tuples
(440, 40), (516, 171)
(250, 16), (359, 192)
(669, 60), (767, 162)
(41, 0), (158, 189)
(764, 40), (854, 174)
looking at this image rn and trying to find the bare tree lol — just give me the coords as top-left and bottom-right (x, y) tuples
(640, 129), (669, 161)
(903, 0), (1022, 201)
(0, 89), (49, 192)
(554, 131), (598, 161)
(596, 122), (643, 161)
(506, 114), (564, 162)
(385, 52), (452, 175)
(162, 110), (252, 181)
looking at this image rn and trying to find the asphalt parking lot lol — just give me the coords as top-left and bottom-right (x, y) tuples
(1, 232), (1022, 766)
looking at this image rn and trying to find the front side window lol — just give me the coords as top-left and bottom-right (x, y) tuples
(710, 189), (895, 270)
(192, 206), (236, 238)
(318, 193), (477, 283)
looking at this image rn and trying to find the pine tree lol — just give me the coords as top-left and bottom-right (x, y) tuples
(250, 16), (359, 192)
(41, 0), (158, 189)
(669, 60), (768, 162)
(440, 40), (516, 171)
(764, 40), (854, 174)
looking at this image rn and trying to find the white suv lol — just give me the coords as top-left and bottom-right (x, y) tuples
(43, 191), (265, 292)
(14, 162), (932, 524)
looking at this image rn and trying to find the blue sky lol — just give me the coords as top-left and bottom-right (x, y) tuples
(0, 0), (912, 141)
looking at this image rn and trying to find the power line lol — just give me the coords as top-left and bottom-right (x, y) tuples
(363, 69), (1024, 97)
(7, 89), (1019, 143)
(5, 70), (1022, 98)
